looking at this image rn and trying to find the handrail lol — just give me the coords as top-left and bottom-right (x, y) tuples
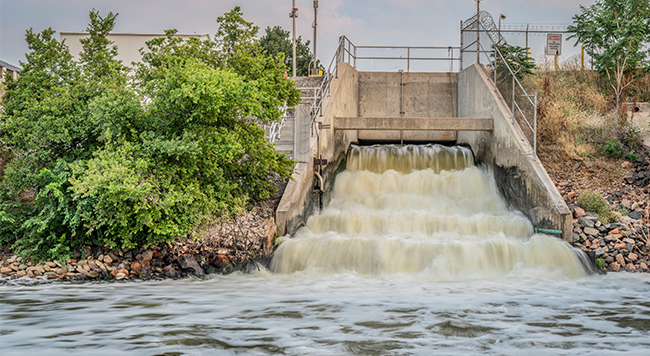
(475, 26), (538, 155)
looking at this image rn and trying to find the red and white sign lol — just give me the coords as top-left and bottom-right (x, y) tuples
(546, 34), (562, 56)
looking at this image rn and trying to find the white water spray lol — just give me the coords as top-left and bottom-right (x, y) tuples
(271, 144), (588, 280)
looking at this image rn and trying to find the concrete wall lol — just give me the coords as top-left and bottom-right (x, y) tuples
(276, 63), (360, 235)
(457, 64), (572, 242)
(357, 72), (457, 142)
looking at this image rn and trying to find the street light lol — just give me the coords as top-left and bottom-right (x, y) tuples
(289, 1), (298, 77)
(499, 14), (506, 45)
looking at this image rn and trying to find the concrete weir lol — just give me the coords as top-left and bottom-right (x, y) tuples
(275, 63), (572, 243)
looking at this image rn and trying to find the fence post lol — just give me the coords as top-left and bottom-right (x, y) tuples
(460, 20), (464, 70)
(511, 75), (515, 121)
(534, 92), (537, 155)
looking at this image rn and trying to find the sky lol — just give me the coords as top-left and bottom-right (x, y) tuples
(0, 0), (597, 70)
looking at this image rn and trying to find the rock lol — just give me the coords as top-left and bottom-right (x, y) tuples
(608, 228), (619, 235)
(178, 254), (205, 276)
(628, 252), (638, 262)
(34, 266), (45, 274)
(586, 161), (593, 168)
(594, 248), (606, 258)
(629, 211), (643, 220)
(55, 267), (67, 274)
(631, 202), (639, 210)
(622, 238), (635, 245)
(621, 199), (632, 209)
(573, 163), (581, 170)
(43, 264), (50, 272)
(616, 254), (626, 266)
(624, 175), (635, 184)
(213, 254), (231, 268)
(141, 250), (154, 262)
(45, 261), (57, 268)
(103, 255), (113, 264)
(45, 272), (58, 279)
(604, 234), (619, 242)
(573, 207), (586, 218)
(18, 264), (27, 270)
(626, 263), (636, 271)
(641, 262), (649, 271)
(123, 250), (133, 260)
(131, 261), (142, 273)
(579, 217), (595, 228)
(0, 267), (12, 274)
(605, 223), (621, 230)
(16, 270), (27, 278)
(163, 264), (181, 278)
(584, 227), (599, 236)
(115, 273), (126, 280)
(92, 246), (103, 258)
(88, 271), (100, 278)
(622, 161), (634, 169)
(613, 242), (626, 250)
(611, 262), (621, 272)
(118, 262), (130, 271)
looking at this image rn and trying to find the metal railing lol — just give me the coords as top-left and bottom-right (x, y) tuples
(306, 36), (462, 130)
(461, 14), (538, 155)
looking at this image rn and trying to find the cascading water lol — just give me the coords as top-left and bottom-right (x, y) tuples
(271, 144), (590, 279)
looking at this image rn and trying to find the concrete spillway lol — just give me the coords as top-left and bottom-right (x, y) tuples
(276, 63), (572, 249)
(272, 144), (588, 279)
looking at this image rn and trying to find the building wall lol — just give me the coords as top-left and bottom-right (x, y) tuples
(60, 33), (211, 67)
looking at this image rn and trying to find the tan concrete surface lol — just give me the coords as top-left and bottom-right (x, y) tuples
(457, 64), (573, 242)
(335, 117), (493, 131)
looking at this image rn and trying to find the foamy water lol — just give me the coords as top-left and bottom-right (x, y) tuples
(272, 144), (589, 279)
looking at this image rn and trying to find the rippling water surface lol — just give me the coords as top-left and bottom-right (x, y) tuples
(2, 273), (650, 355)
(3, 145), (649, 354)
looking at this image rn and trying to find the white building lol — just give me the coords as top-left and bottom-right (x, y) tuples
(0, 60), (21, 99)
(60, 32), (211, 67)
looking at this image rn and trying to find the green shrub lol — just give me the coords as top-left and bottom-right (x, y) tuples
(600, 138), (638, 161)
(577, 190), (620, 224)
(595, 257), (605, 270)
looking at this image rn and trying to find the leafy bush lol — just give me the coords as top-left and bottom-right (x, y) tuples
(577, 190), (620, 224)
(595, 257), (605, 270)
(0, 8), (299, 261)
(600, 139), (638, 161)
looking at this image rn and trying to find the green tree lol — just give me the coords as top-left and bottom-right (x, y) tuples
(568, 0), (650, 110)
(260, 25), (322, 76)
(1, 8), (299, 261)
(492, 43), (536, 83)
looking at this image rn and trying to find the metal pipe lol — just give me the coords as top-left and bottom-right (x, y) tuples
(291, 0), (297, 77)
(460, 20), (464, 70)
(476, 0), (481, 64)
(511, 75), (515, 122)
(534, 92), (537, 155)
(312, 1), (318, 75)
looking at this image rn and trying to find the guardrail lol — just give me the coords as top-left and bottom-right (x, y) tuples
(307, 36), (461, 132)
(473, 24), (538, 155)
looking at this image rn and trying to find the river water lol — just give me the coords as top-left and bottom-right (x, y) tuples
(2, 144), (650, 355)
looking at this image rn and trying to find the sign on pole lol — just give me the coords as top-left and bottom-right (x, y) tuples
(546, 34), (562, 56)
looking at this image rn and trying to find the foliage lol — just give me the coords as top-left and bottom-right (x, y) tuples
(568, 0), (650, 110)
(260, 25), (322, 76)
(492, 43), (536, 83)
(577, 190), (620, 224)
(595, 257), (605, 269)
(600, 138), (638, 161)
(1, 8), (299, 262)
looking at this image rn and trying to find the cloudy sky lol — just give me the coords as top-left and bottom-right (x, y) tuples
(1, 0), (596, 69)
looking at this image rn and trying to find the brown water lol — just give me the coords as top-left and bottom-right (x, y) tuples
(2, 144), (649, 355)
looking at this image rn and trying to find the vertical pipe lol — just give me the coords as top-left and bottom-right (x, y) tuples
(534, 92), (537, 155)
(554, 54), (558, 71)
(407, 47), (410, 72)
(476, 1), (480, 65)
(459, 21), (464, 71)
(312, 1), (318, 75)
(293, 111), (297, 160)
(525, 23), (529, 61)
(292, 0), (297, 77)
(510, 72), (515, 122)
(354, 46), (357, 68)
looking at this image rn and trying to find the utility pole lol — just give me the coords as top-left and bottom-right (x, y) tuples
(312, 1), (319, 75)
(475, 0), (481, 64)
(290, 1), (298, 77)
